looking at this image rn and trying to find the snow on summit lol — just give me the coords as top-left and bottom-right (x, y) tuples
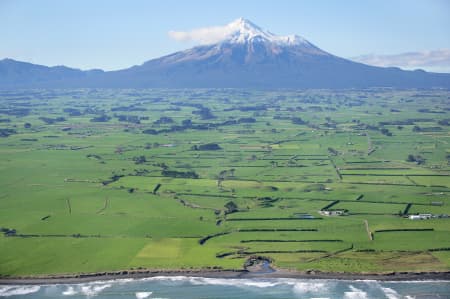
(223, 18), (309, 46)
(168, 18), (311, 46)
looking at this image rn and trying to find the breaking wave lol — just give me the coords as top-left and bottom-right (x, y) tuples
(62, 286), (77, 296)
(381, 287), (401, 299)
(60, 282), (112, 297)
(142, 276), (335, 297)
(0, 286), (40, 297)
(135, 291), (152, 299)
(0, 276), (447, 298)
(293, 281), (328, 292)
(343, 285), (368, 299)
(142, 276), (284, 288)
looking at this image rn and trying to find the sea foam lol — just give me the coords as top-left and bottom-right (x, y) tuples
(81, 284), (111, 297)
(60, 282), (112, 297)
(381, 287), (401, 299)
(343, 285), (368, 299)
(62, 286), (77, 296)
(142, 276), (282, 288)
(293, 281), (328, 294)
(135, 291), (152, 299)
(0, 286), (40, 297)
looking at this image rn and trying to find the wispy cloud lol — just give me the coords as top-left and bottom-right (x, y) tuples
(350, 49), (450, 73)
(168, 23), (234, 45)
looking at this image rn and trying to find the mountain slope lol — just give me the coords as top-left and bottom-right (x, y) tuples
(0, 58), (103, 88)
(1, 18), (449, 88)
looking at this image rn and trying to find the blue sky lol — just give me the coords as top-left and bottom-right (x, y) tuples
(1, 0), (449, 71)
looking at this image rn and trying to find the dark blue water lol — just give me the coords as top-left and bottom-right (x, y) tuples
(1, 276), (449, 298)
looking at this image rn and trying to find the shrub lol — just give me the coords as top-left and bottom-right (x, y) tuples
(292, 117), (307, 125)
(192, 143), (222, 151)
(161, 170), (199, 179)
(224, 201), (238, 214)
(90, 115), (111, 122)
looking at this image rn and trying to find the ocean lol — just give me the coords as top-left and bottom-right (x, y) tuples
(0, 276), (449, 298)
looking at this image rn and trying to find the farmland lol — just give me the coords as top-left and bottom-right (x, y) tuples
(0, 88), (449, 277)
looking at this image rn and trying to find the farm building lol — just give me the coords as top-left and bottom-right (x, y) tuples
(409, 214), (432, 220)
(319, 210), (346, 216)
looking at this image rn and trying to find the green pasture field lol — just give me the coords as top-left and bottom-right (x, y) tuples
(0, 88), (449, 276)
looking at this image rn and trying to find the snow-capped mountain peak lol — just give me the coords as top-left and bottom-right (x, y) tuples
(2, 18), (449, 89)
(222, 18), (309, 46)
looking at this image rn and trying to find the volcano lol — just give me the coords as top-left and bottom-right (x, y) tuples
(1, 18), (449, 88)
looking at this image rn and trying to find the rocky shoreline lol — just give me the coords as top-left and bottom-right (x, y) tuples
(1, 268), (449, 285)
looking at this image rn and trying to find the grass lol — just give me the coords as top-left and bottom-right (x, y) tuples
(0, 88), (449, 276)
